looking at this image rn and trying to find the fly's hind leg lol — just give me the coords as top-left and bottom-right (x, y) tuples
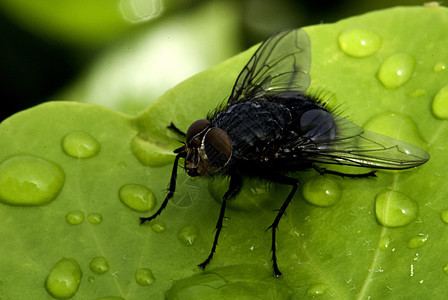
(313, 165), (376, 178)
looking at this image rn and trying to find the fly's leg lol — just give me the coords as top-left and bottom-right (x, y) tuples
(167, 122), (186, 137)
(140, 152), (186, 224)
(313, 165), (376, 178)
(266, 175), (299, 277)
(198, 174), (242, 270)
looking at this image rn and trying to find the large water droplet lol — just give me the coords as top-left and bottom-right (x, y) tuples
(130, 133), (174, 167)
(338, 27), (381, 57)
(135, 268), (155, 286)
(433, 62), (446, 72)
(66, 210), (85, 225)
(364, 112), (427, 151)
(302, 177), (341, 207)
(87, 213), (103, 224)
(408, 233), (429, 248)
(431, 84), (448, 119)
(45, 258), (82, 299)
(178, 225), (199, 246)
(377, 53), (415, 89)
(306, 283), (329, 296)
(375, 190), (418, 227)
(0, 155), (65, 206)
(89, 257), (109, 274)
(119, 184), (157, 212)
(61, 131), (101, 158)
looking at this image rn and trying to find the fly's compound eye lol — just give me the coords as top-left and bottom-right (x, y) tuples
(203, 128), (232, 168)
(186, 119), (211, 142)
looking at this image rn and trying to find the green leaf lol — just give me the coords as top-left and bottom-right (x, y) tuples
(0, 6), (447, 299)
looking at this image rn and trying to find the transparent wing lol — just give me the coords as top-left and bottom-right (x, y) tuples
(287, 111), (430, 170)
(228, 29), (311, 106)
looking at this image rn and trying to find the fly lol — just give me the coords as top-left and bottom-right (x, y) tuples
(140, 29), (430, 277)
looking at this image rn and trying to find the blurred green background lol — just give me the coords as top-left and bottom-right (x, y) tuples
(0, 0), (426, 120)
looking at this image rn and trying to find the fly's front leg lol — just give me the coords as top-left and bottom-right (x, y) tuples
(140, 151), (186, 224)
(167, 122), (186, 137)
(265, 175), (300, 277)
(198, 174), (242, 270)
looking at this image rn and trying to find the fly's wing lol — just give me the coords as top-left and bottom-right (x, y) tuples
(228, 29), (311, 106)
(286, 110), (430, 170)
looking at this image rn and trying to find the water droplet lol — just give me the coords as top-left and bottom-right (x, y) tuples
(151, 220), (166, 233)
(409, 88), (426, 98)
(375, 190), (418, 227)
(338, 27), (381, 57)
(89, 256), (109, 274)
(306, 283), (329, 296)
(61, 131), (101, 158)
(440, 209), (448, 223)
(377, 53), (415, 89)
(364, 112), (427, 151)
(135, 268), (155, 286)
(431, 84), (448, 119)
(87, 213), (103, 224)
(66, 210), (85, 225)
(302, 177), (341, 207)
(119, 184), (157, 212)
(130, 133), (173, 167)
(88, 276), (95, 283)
(433, 62), (446, 72)
(443, 263), (448, 275)
(0, 155), (65, 206)
(178, 225), (199, 246)
(379, 235), (391, 251)
(408, 233), (429, 248)
(45, 258), (81, 299)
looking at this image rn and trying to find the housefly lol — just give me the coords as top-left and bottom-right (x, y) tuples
(140, 29), (430, 277)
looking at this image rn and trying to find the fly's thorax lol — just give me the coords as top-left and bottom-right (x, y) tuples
(184, 119), (232, 177)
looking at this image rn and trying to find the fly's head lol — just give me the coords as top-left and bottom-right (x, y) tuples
(179, 119), (232, 177)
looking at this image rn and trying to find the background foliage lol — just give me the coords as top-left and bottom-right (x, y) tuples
(0, 0), (429, 120)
